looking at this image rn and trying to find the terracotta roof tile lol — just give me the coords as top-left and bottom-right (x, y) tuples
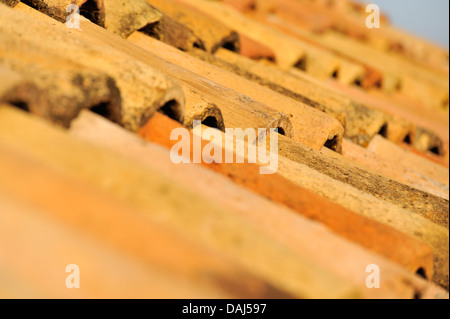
(181, 0), (360, 78)
(2, 3), (185, 131)
(71, 110), (438, 299)
(146, 0), (240, 53)
(278, 135), (449, 229)
(137, 112), (441, 284)
(128, 31), (343, 150)
(367, 135), (449, 187)
(0, 0), (448, 298)
(215, 0), (449, 109)
(273, 0), (449, 73)
(329, 80), (448, 155)
(190, 47), (388, 146)
(0, 123), (294, 299)
(238, 34), (277, 62)
(104, 0), (162, 39)
(237, 0), (448, 108)
(0, 105), (362, 299)
(16, 1), (105, 25)
(341, 138), (449, 199)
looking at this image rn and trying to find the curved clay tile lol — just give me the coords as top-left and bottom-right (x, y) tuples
(191, 47), (396, 148)
(82, 26), (295, 140)
(139, 14), (204, 51)
(288, 0), (449, 72)
(19, 0), (105, 25)
(1, 3), (185, 131)
(329, 80), (447, 154)
(341, 139), (449, 200)
(0, 66), (45, 116)
(182, 0), (366, 85)
(104, 0), (202, 50)
(239, 34), (276, 62)
(221, 0), (255, 13)
(5, 0), (203, 50)
(278, 134), (450, 230)
(0, 0), (20, 6)
(0, 108), (294, 299)
(0, 65), (121, 128)
(128, 31), (344, 151)
(71, 110), (446, 299)
(181, 88), (226, 132)
(1, 0), (448, 297)
(0, 107), (361, 299)
(146, 0), (240, 53)
(137, 113), (450, 290)
(104, 0), (162, 38)
(368, 135), (449, 187)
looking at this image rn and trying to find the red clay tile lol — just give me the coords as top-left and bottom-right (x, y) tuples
(239, 34), (276, 61)
(138, 112), (436, 282)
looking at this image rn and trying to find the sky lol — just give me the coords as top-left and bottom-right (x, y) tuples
(355, 0), (449, 48)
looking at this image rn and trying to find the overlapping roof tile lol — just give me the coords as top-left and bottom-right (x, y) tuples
(0, 0), (448, 298)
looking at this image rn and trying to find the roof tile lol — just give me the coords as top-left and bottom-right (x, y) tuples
(0, 0), (448, 298)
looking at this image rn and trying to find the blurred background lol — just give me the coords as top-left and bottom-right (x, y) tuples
(357, 0), (450, 48)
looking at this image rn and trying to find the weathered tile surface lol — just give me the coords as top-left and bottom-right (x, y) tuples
(0, 0), (449, 298)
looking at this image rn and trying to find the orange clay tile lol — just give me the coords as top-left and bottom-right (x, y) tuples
(191, 47), (415, 148)
(0, 145), (293, 299)
(0, 106), (362, 299)
(69, 110), (447, 298)
(181, 0), (365, 83)
(341, 139), (448, 200)
(273, 143), (450, 289)
(238, 34), (277, 61)
(146, 0), (240, 53)
(220, 0), (256, 13)
(276, 134), (450, 230)
(0, 0), (448, 298)
(401, 144), (450, 169)
(232, 0), (449, 110)
(13, 0), (105, 25)
(127, 31), (344, 151)
(367, 135), (449, 187)
(103, 0), (163, 38)
(0, 0), (20, 7)
(0, 66), (45, 113)
(137, 112), (438, 284)
(251, 0), (448, 73)
(278, 0), (449, 73)
(366, 89), (449, 154)
(4, 3), (185, 131)
(328, 80), (447, 155)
